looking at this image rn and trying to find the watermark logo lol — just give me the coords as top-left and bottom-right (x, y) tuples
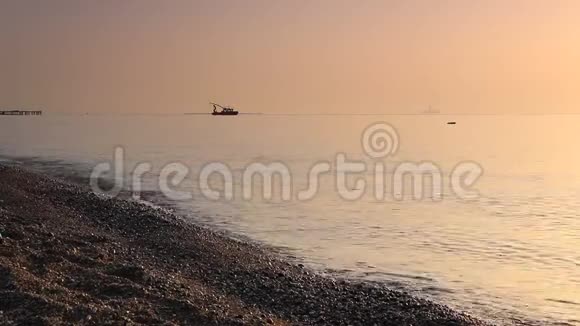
(90, 122), (483, 202)
(361, 122), (399, 158)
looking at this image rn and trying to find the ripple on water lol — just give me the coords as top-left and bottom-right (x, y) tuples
(545, 299), (580, 307)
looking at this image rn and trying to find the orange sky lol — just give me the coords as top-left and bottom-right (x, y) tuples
(1, 0), (579, 114)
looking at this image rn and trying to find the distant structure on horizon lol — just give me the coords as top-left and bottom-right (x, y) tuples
(422, 106), (440, 115)
(0, 109), (43, 116)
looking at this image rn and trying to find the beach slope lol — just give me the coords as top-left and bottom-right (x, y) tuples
(0, 165), (486, 325)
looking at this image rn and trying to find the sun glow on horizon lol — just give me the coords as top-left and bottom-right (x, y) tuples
(1, 0), (579, 114)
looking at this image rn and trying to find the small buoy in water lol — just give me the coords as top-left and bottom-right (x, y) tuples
(447, 121), (456, 125)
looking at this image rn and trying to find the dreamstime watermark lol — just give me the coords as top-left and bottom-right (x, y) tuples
(90, 122), (483, 202)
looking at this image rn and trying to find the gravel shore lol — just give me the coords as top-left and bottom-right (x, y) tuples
(0, 165), (488, 325)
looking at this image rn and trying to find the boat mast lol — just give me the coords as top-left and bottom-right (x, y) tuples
(210, 102), (226, 113)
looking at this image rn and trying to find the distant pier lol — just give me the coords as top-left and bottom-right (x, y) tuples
(0, 110), (42, 116)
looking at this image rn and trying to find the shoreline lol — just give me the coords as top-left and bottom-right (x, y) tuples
(0, 164), (488, 325)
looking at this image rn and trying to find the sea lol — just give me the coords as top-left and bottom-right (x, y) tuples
(1, 113), (579, 325)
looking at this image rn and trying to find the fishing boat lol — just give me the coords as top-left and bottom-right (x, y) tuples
(211, 102), (239, 116)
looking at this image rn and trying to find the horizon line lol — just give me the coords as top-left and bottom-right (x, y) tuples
(39, 111), (580, 116)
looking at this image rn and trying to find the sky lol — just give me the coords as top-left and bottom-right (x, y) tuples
(1, 0), (579, 114)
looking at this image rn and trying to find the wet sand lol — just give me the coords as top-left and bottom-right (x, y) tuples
(0, 165), (487, 325)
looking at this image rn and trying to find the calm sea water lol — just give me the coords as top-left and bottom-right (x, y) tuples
(1, 114), (579, 325)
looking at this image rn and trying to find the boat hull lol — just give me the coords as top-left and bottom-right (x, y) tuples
(212, 112), (239, 116)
